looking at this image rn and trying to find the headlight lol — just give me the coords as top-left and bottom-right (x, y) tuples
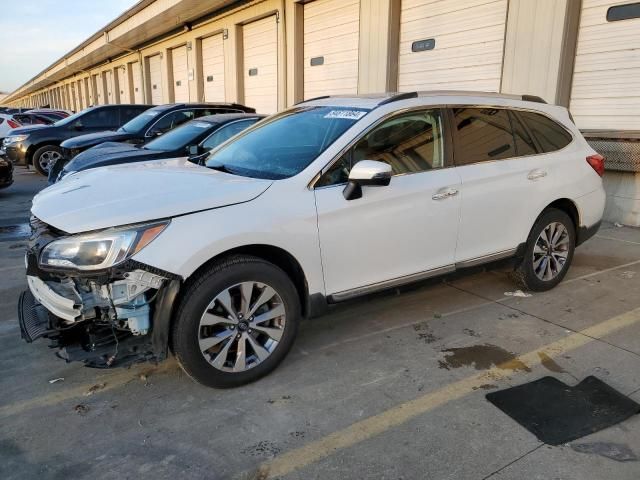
(39, 221), (168, 271)
(5, 134), (29, 145)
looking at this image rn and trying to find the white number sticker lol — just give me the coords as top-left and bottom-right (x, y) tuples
(324, 110), (367, 120)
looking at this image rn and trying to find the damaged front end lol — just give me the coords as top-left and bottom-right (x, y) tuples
(18, 216), (180, 368)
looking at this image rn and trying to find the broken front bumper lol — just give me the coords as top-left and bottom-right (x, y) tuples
(27, 275), (80, 322)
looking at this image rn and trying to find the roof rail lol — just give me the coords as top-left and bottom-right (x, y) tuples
(295, 95), (331, 105)
(378, 92), (418, 106)
(521, 94), (547, 104)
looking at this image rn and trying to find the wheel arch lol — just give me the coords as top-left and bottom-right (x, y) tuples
(27, 140), (62, 165)
(542, 198), (580, 232)
(181, 244), (318, 319)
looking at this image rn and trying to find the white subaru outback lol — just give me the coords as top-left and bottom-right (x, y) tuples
(19, 91), (606, 388)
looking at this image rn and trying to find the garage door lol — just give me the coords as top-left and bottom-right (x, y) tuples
(104, 70), (115, 104)
(569, 0), (640, 130)
(398, 0), (508, 92)
(303, 0), (360, 99)
(131, 62), (144, 104)
(201, 34), (225, 102)
(171, 46), (190, 102)
(117, 66), (129, 104)
(243, 15), (278, 114)
(148, 54), (163, 105)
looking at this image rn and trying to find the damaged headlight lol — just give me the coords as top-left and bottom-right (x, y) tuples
(39, 221), (168, 271)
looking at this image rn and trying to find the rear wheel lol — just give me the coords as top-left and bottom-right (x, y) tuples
(32, 145), (62, 176)
(511, 208), (576, 292)
(171, 255), (300, 388)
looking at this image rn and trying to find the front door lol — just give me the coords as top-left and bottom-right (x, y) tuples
(314, 109), (461, 297)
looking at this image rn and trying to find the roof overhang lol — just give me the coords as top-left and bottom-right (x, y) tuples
(4, 0), (243, 103)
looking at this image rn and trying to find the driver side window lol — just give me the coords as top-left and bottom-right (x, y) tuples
(316, 109), (445, 187)
(147, 110), (195, 136)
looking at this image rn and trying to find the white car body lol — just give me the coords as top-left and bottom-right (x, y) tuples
(23, 91), (605, 383)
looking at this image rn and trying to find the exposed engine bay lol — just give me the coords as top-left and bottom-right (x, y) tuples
(18, 216), (181, 368)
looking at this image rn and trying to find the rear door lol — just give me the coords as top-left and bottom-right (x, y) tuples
(314, 108), (461, 296)
(452, 107), (559, 263)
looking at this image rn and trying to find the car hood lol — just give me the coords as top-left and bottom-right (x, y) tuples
(32, 157), (273, 233)
(64, 142), (166, 172)
(11, 124), (52, 135)
(61, 131), (136, 149)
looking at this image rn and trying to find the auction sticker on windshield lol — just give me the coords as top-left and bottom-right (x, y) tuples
(324, 110), (368, 120)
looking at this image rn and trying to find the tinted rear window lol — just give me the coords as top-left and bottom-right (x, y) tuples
(452, 108), (515, 165)
(509, 111), (537, 156)
(518, 111), (572, 153)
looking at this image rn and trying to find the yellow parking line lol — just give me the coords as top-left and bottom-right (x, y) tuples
(256, 307), (640, 479)
(0, 360), (179, 418)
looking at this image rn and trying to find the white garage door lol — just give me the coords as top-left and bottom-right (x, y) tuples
(172, 45), (190, 102)
(243, 15), (278, 114)
(398, 0), (508, 92)
(131, 62), (144, 104)
(117, 66), (129, 103)
(148, 54), (164, 105)
(201, 34), (225, 102)
(570, 0), (640, 130)
(303, 0), (360, 99)
(104, 70), (115, 104)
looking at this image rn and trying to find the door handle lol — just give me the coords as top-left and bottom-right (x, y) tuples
(527, 169), (547, 181)
(432, 187), (459, 201)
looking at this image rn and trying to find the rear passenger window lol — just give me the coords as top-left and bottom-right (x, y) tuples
(148, 110), (195, 136)
(317, 109), (445, 187)
(517, 111), (572, 153)
(509, 111), (537, 156)
(452, 108), (515, 164)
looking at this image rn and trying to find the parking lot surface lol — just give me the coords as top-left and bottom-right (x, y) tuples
(1, 169), (640, 480)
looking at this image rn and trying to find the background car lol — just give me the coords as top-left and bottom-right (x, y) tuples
(54, 113), (265, 183)
(56, 102), (255, 168)
(0, 156), (13, 189)
(3, 104), (153, 175)
(0, 113), (50, 143)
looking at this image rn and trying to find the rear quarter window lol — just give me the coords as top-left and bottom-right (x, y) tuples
(517, 111), (572, 153)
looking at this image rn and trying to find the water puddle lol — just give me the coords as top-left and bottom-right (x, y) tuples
(438, 344), (531, 372)
(0, 224), (30, 242)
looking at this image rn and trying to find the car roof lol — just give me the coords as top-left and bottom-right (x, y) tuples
(196, 113), (266, 125)
(299, 91), (549, 109)
(150, 102), (255, 112)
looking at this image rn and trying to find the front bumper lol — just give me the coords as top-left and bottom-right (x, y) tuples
(4, 143), (28, 165)
(27, 275), (80, 321)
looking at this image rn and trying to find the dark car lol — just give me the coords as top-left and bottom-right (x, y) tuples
(54, 113), (264, 183)
(3, 104), (153, 175)
(0, 156), (13, 190)
(53, 102), (256, 179)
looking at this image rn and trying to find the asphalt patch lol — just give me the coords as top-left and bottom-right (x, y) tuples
(486, 376), (640, 445)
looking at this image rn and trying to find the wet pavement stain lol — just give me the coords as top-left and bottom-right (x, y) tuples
(538, 352), (566, 373)
(571, 442), (638, 462)
(413, 322), (437, 344)
(472, 384), (498, 391)
(438, 344), (531, 372)
(0, 224), (30, 242)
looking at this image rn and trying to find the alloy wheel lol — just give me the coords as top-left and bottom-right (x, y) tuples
(198, 281), (286, 372)
(38, 150), (61, 173)
(533, 222), (570, 281)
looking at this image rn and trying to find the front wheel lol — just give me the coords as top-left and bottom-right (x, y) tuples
(511, 208), (576, 292)
(171, 255), (301, 388)
(32, 145), (62, 176)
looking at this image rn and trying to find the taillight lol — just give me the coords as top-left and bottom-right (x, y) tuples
(586, 154), (605, 177)
(7, 119), (21, 129)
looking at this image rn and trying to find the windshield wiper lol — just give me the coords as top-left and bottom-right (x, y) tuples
(207, 163), (236, 174)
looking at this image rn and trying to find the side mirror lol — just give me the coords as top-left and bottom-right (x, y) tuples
(343, 160), (392, 200)
(72, 121), (83, 131)
(188, 145), (199, 156)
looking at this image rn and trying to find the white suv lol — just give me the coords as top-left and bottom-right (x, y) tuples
(19, 92), (606, 388)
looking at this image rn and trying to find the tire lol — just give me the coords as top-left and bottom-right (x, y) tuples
(511, 208), (576, 292)
(32, 145), (62, 176)
(171, 255), (301, 388)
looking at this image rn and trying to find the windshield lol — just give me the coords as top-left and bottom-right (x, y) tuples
(144, 120), (212, 151)
(118, 109), (162, 133)
(53, 109), (88, 127)
(205, 106), (368, 179)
